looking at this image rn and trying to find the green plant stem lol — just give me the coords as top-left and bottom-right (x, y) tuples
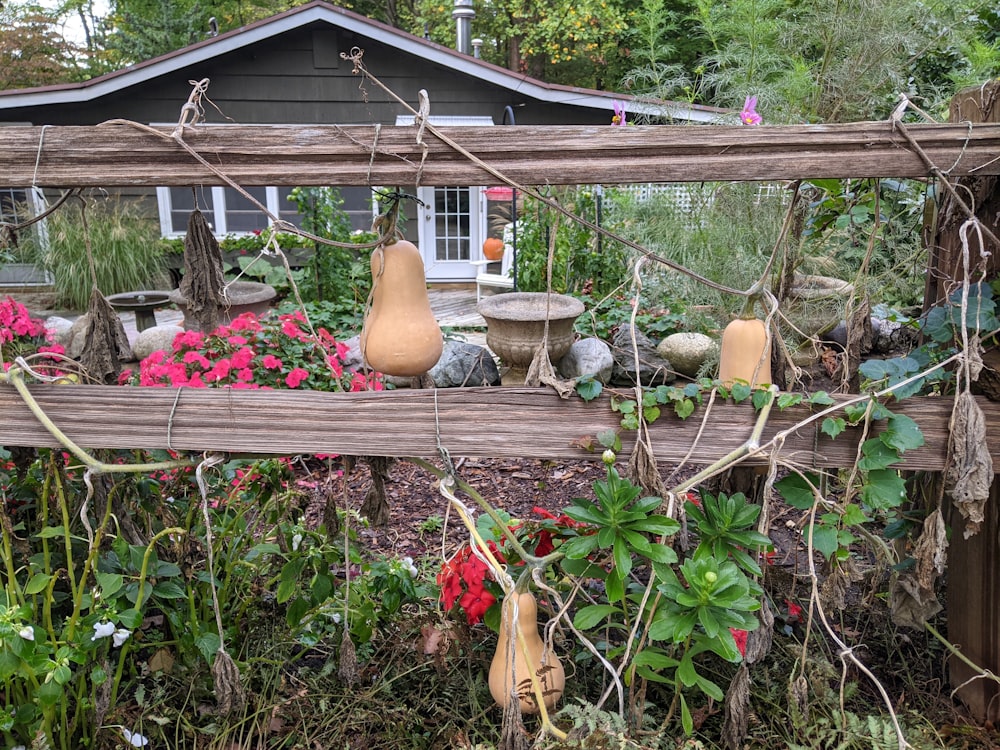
(64, 481), (118, 641)
(925, 621), (1000, 687)
(51, 463), (79, 605)
(2, 365), (196, 475)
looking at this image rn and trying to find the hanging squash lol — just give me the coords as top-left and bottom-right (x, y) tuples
(482, 237), (505, 261)
(488, 591), (565, 714)
(718, 304), (772, 388)
(360, 239), (443, 376)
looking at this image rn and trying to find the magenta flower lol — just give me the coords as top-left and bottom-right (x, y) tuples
(612, 100), (626, 126)
(740, 95), (762, 125)
(285, 368), (309, 388)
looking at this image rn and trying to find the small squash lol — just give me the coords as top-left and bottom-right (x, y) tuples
(360, 240), (443, 376)
(488, 591), (565, 714)
(482, 237), (505, 261)
(718, 313), (772, 388)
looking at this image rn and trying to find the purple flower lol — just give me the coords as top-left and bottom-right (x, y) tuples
(740, 95), (762, 125)
(612, 100), (626, 126)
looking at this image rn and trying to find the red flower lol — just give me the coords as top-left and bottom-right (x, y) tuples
(785, 599), (803, 622)
(730, 628), (748, 657)
(459, 587), (496, 625)
(285, 367), (309, 388)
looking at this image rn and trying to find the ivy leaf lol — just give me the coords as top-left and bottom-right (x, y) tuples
(861, 469), (907, 510)
(775, 473), (820, 510)
(807, 524), (840, 560)
(859, 438), (899, 471)
(808, 391), (836, 406)
(821, 417), (846, 439)
(575, 376), (603, 401)
(674, 398), (695, 420)
(841, 503), (871, 525)
(777, 393), (803, 410)
(752, 388), (774, 411)
(730, 382), (752, 403)
(880, 413), (924, 454)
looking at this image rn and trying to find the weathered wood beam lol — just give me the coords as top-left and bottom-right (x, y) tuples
(0, 384), (986, 471)
(4, 121), (1000, 188)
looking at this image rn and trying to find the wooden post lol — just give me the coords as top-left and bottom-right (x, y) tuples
(937, 82), (1000, 722)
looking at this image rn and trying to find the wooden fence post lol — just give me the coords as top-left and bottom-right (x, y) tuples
(936, 82), (1000, 722)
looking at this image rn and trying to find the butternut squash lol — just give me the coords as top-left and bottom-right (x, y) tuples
(718, 315), (772, 388)
(488, 591), (565, 714)
(360, 240), (443, 376)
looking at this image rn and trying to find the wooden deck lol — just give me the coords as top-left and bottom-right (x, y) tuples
(428, 286), (486, 328)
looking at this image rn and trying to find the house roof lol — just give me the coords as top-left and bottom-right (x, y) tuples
(0, 0), (725, 123)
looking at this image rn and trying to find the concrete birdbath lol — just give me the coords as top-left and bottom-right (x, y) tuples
(477, 292), (585, 384)
(106, 290), (173, 332)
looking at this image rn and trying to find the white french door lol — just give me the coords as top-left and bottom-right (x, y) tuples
(417, 185), (486, 282)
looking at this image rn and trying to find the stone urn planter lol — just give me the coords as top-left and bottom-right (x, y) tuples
(168, 280), (277, 330)
(477, 292), (585, 384)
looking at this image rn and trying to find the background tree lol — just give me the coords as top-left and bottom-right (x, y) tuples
(0, 3), (81, 88)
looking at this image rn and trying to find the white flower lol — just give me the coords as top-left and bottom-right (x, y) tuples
(91, 621), (116, 641)
(12, 744), (26, 750)
(291, 533), (303, 552)
(121, 728), (150, 747)
(18, 626), (34, 641)
(402, 556), (418, 578)
(112, 628), (131, 648)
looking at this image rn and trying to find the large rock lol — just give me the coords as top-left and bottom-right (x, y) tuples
(558, 337), (614, 382)
(132, 325), (183, 362)
(45, 316), (75, 349)
(429, 340), (501, 387)
(610, 325), (676, 386)
(656, 332), (718, 379)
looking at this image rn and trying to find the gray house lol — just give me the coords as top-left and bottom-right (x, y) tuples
(0, 0), (722, 283)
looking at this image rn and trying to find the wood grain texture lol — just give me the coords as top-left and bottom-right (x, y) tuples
(5, 122), (1000, 188)
(0, 384), (987, 471)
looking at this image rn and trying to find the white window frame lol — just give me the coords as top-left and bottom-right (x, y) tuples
(156, 185), (293, 237)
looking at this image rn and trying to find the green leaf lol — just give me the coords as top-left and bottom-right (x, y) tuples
(752, 389), (774, 410)
(807, 524), (840, 560)
(643, 405), (661, 423)
(286, 596), (310, 629)
(559, 534), (601, 560)
(859, 438), (899, 471)
(575, 376), (603, 401)
(881, 413), (924, 453)
(0, 650), (20, 680)
(841, 503), (870, 525)
(195, 632), (221, 664)
(821, 417), (846, 439)
(808, 391), (836, 406)
(775, 473), (820, 510)
(861, 469), (908, 510)
(643, 543), (679, 565)
(118, 608), (143, 629)
(605, 568), (624, 603)
(24, 573), (53, 596)
(613, 536), (633, 580)
(244, 542), (282, 562)
(777, 392), (803, 410)
(95, 572), (124, 598)
(34, 525), (67, 539)
(730, 382), (752, 403)
(152, 580), (186, 600)
(277, 558), (306, 604)
(573, 604), (619, 630)
(680, 693), (693, 735)
(675, 398), (695, 419)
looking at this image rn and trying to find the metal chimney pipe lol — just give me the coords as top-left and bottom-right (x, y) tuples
(453, 0), (475, 55)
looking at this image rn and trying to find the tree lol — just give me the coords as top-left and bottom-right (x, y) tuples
(0, 3), (80, 89)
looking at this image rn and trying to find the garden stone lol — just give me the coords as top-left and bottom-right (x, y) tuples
(656, 332), (718, 379)
(132, 325), (183, 362)
(340, 335), (365, 371)
(65, 315), (91, 359)
(429, 340), (501, 387)
(557, 337), (614, 382)
(609, 325), (676, 386)
(45, 316), (75, 348)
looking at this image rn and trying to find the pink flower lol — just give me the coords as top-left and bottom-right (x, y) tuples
(262, 354), (283, 370)
(740, 95), (762, 125)
(285, 368), (309, 388)
(236, 367), (254, 381)
(230, 346), (255, 369)
(612, 100), (626, 126)
(281, 319), (305, 339)
(183, 350), (211, 370)
(227, 335), (248, 346)
(173, 330), (204, 350)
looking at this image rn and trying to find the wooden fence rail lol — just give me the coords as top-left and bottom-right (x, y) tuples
(0, 384), (991, 471)
(5, 121), (1000, 188)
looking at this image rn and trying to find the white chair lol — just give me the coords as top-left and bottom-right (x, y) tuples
(472, 242), (514, 301)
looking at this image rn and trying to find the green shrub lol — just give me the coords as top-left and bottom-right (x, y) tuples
(24, 198), (168, 310)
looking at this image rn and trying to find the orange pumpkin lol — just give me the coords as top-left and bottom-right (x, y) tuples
(482, 237), (505, 261)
